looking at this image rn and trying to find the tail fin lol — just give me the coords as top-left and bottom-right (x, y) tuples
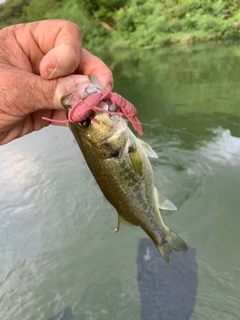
(156, 231), (188, 263)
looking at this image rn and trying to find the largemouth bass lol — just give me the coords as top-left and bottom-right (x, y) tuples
(62, 90), (187, 263)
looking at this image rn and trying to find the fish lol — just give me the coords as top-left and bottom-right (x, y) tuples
(62, 90), (188, 263)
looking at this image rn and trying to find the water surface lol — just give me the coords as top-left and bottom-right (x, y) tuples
(1, 43), (240, 320)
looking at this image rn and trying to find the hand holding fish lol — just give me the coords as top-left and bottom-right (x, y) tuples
(0, 20), (113, 145)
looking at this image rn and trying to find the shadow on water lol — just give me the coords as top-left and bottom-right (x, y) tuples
(137, 239), (197, 320)
(47, 241), (198, 320)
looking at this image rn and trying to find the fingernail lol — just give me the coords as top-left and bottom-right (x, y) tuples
(48, 63), (58, 80)
(107, 83), (113, 91)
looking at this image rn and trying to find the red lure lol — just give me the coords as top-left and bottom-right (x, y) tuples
(43, 88), (143, 135)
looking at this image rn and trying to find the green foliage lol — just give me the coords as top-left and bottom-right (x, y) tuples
(45, 0), (110, 48)
(107, 0), (240, 49)
(43, 0), (87, 24)
(24, 0), (62, 22)
(81, 0), (126, 21)
(0, 0), (30, 25)
(0, 0), (240, 49)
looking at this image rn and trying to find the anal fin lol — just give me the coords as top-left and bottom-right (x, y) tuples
(154, 187), (177, 211)
(115, 214), (134, 232)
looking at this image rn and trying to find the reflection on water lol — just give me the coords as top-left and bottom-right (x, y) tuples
(1, 43), (240, 319)
(201, 127), (240, 165)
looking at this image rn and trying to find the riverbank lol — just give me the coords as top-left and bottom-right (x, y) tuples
(1, 0), (240, 50)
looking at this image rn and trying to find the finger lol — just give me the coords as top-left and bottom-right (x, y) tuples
(32, 74), (91, 110)
(79, 49), (114, 90)
(40, 42), (80, 79)
(38, 21), (82, 79)
(19, 20), (82, 78)
(0, 68), (91, 117)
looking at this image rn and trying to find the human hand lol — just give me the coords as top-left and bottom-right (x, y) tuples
(0, 20), (113, 145)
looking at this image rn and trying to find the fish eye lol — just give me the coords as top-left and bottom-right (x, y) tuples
(78, 118), (91, 128)
(108, 104), (118, 112)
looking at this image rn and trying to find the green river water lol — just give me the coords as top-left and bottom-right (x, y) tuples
(1, 43), (240, 320)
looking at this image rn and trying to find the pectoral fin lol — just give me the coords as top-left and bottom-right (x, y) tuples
(115, 214), (134, 232)
(137, 138), (158, 158)
(154, 187), (177, 211)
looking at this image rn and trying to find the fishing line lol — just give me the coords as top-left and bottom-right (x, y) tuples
(140, 121), (240, 153)
(140, 122), (202, 140)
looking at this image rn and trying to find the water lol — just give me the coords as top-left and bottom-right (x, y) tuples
(1, 43), (240, 319)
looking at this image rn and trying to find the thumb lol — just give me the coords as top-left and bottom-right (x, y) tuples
(40, 43), (81, 80)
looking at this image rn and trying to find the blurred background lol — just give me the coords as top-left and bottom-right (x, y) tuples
(1, 0), (240, 50)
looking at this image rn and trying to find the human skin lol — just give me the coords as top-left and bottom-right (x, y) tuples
(0, 20), (113, 145)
